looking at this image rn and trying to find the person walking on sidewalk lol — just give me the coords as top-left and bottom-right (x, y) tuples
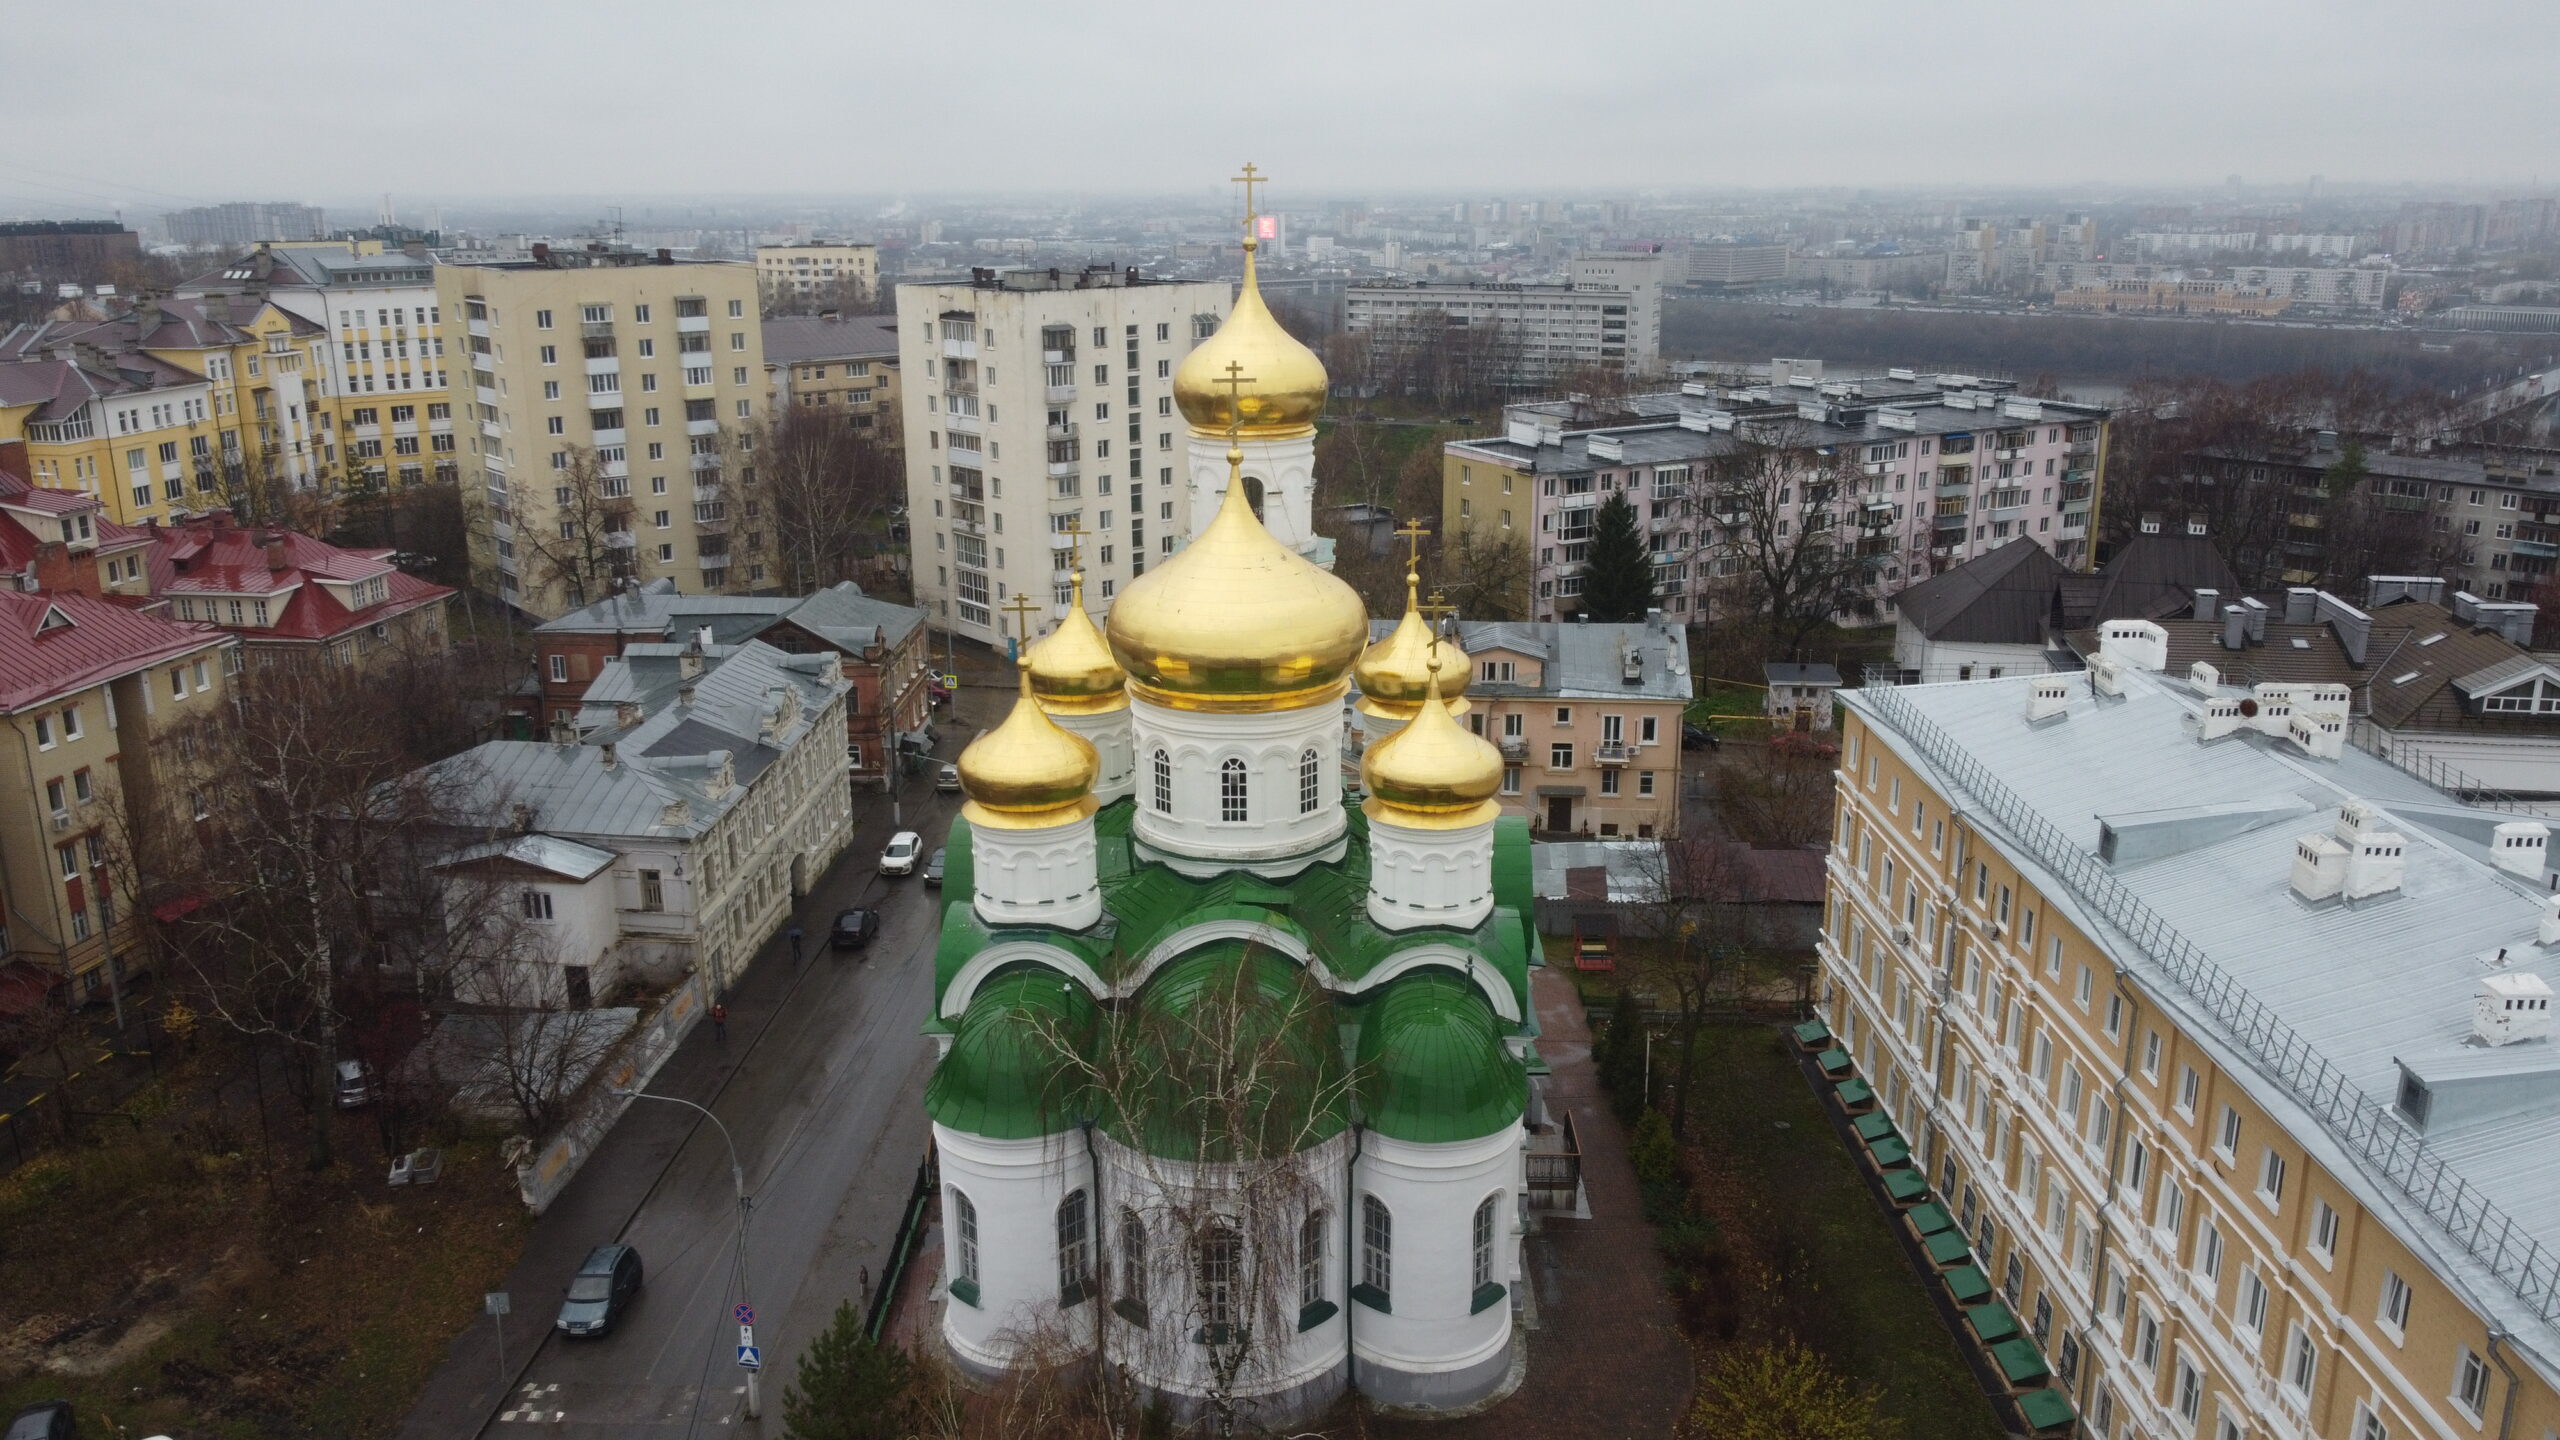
(787, 925), (804, 966)
(711, 1003), (728, 1046)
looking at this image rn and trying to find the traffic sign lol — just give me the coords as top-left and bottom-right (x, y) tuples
(734, 1303), (755, 1325)
(942, 672), (959, 688)
(737, 1344), (763, 1371)
(484, 1292), (510, 1316)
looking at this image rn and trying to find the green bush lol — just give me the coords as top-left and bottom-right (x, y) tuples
(1600, 989), (1649, 1122)
(1691, 1336), (1899, 1440)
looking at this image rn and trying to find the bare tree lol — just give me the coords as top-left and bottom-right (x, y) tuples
(510, 446), (643, 611)
(1625, 834), (1766, 1140)
(1712, 733), (1839, 851)
(1430, 528), (1534, 622)
(1693, 423), (1879, 657)
(422, 869), (631, 1136)
(744, 407), (904, 593)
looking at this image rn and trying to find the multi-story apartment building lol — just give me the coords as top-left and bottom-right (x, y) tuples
(161, 202), (326, 249)
(1567, 250), (1667, 365)
(530, 577), (930, 788)
(1788, 250), (1950, 293)
(2042, 262), (2390, 314)
(183, 242), (459, 488)
(1683, 242), (1788, 289)
(0, 222), (140, 283)
(754, 243), (879, 310)
(415, 637), (853, 1001)
(0, 589), (235, 1008)
(1947, 215), (2095, 292)
(1819, 632), (2560, 1440)
(763, 314), (901, 434)
(437, 243), (771, 618)
(895, 265), (1229, 647)
(1444, 371), (2111, 622)
(1357, 614), (1691, 838)
(0, 295), (330, 524)
(1344, 276), (1655, 382)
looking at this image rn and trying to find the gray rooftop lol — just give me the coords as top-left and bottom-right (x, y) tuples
(536, 579), (923, 655)
(761, 314), (900, 367)
(1848, 666), (2560, 1358)
(1450, 389), (2105, 477)
(1356, 616), (1693, 704)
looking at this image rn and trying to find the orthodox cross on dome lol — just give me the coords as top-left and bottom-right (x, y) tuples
(1394, 517), (1432, 576)
(1002, 591), (1042, 648)
(1232, 162), (1266, 237)
(1054, 517), (1089, 576)
(1217, 360), (1256, 452)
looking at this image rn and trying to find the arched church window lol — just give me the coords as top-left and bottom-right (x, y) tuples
(1472, 1193), (1500, 1292)
(1220, 757), (1248, 823)
(1300, 1210), (1328, 1310)
(1057, 1189), (1092, 1306)
(1298, 747), (1321, 814)
(1197, 1221), (1242, 1335)
(1152, 749), (1172, 813)
(1119, 1208), (1150, 1322)
(1358, 1195), (1392, 1309)
(951, 1188), (981, 1303)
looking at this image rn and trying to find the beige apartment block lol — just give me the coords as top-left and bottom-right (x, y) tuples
(1820, 635), (2560, 1440)
(439, 245), (770, 619)
(763, 313), (901, 435)
(756, 243), (878, 309)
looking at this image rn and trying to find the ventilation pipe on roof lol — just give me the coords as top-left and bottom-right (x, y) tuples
(2241, 596), (2271, 643)
(2192, 588), (2220, 623)
(2285, 587), (2321, 625)
(2222, 604), (2249, 651)
(2096, 620), (2167, 672)
(2089, 654), (2127, 696)
(2491, 821), (2550, 881)
(2539, 894), (2560, 946)
(2344, 828), (2407, 901)
(600, 742), (618, 770)
(2198, 695), (2248, 742)
(2286, 707), (2346, 760)
(2189, 660), (2222, 692)
(2291, 832), (2348, 901)
(2026, 675), (2072, 723)
(2453, 591), (2482, 625)
(2473, 972), (2554, 1047)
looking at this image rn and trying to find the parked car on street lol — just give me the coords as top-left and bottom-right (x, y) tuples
(5, 1402), (76, 1440)
(830, 907), (881, 951)
(555, 1243), (644, 1337)
(935, 763), (962, 794)
(1681, 722), (1720, 751)
(334, 1058), (378, 1109)
(879, 830), (925, 875)
(922, 847), (947, 887)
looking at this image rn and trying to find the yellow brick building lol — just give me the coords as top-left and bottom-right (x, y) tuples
(1819, 640), (2560, 1440)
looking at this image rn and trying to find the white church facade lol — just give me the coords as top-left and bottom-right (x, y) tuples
(922, 178), (1539, 1423)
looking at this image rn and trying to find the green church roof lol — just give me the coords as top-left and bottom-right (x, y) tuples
(1100, 943), (1350, 1163)
(923, 967), (1098, 1139)
(1355, 971), (1527, 1144)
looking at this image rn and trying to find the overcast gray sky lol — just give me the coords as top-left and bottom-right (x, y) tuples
(6, 0), (2555, 211)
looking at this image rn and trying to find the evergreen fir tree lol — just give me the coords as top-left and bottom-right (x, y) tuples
(781, 1298), (915, 1440)
(1601, 988), (1649, 1121)
(1578, 491), (1656, 622)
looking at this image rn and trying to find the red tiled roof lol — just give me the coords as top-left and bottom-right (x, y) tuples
(147, 518), (454, 643)
(0, 590), (229, 711)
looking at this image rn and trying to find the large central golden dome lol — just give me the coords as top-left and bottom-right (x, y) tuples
(1106, 444), (1368, 713)
(1172, 236), (1326, 439)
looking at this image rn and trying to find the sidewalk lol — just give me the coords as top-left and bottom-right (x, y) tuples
(1375, 966), (1692, 1440)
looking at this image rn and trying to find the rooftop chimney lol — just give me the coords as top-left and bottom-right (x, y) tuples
(2285, 587), (2320, 625)
(2186, 514), (2208, 537)
(264, 537), (289, 572)
(2453, 591), (2483, 625)
(2192, 587), (2220, 623)
(531, 242), (551, 264)
(656, 248), (673, 264)
(2241, 596), (2270, 644)
(600, 741), (618, 770)
(2491, 821), (2550, 881)
(2474, 973), (2554, 1048)
(2139, 512), (2162, 535)
(2026, 675), (2072, 723)
(2222, 603), (2248, 651)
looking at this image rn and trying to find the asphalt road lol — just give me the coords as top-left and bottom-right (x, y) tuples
(476, 771), (965, 1437)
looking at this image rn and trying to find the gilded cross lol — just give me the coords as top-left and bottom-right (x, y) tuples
(1420, 590), (1460, 668)
(1001, 590), (1041, 642)
(1055, 518), (1089, 574)
(1232, 163), (1266, 229)
(1394, 518), (1433, 574)
(1218, 361), (1256, 442)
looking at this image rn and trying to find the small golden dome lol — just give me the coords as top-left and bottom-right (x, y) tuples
(1026, 570), (1127, 714)
(1173, 239), (1327, 439)
(1362, 660), (1504, 830)
(1106, 444), (1369, 713)
(1355, 572), (1471, 721)
(959, 662), (1102, 830)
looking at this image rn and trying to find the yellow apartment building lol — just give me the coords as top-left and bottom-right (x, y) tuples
(0, 590), (237, 1008)
(0, 294), (329, 526)
(437, 243), (770, 619)
(1819, 630), (2560, 1440)
(762, 313), (901, 435)
(754, 243), (879, 310)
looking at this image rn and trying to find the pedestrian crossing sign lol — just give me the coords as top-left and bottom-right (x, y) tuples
(737, 1344), (762, 1371)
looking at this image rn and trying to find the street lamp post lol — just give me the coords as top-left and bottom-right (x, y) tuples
(612, 1087), (761, 1420)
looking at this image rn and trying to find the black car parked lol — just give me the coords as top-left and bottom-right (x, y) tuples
(556, 1243), (644, 1337)
(1682, 722), (1720, 751)
(922, 847), (947, 888)
(830, 906), (882, 951)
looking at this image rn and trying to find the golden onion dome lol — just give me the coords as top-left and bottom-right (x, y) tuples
(1105, 443), (1368, 713)
(1026, 570), (1127, 714)
(1172, 238), (1327, 439)
(1362, 659), (1504, 830)
(958, 661), (1102, 830)
(1355, 571), (1471, 721)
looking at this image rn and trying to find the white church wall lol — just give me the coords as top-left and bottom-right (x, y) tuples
(1130, 694), (1347, 873)
(935, 1124), (1095, 1380)
(971, 813), (1103, 930)
(1350, 1125), (1523, 1408)
(1366, 813), (1497, 932)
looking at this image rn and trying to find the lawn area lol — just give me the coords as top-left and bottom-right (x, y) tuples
(0, 1065), (527, 1438)
(1681, 1023), (1996, 1440)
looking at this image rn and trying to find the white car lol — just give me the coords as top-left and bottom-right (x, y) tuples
(879, 830), (925, 876)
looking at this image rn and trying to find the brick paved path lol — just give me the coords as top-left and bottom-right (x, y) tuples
(1375, 965), (1693, 1440)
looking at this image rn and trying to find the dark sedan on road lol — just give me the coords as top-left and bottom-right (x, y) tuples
(556, 1243), (643, 1337)
(922, 847), (946, 887)
(831, 907), (882, 951)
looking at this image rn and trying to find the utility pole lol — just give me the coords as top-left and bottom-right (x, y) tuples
(613, 1088), (761, 1420)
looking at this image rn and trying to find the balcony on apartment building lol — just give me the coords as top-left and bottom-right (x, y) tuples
(1593, 740), (1635, 768)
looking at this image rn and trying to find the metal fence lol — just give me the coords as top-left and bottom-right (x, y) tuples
(866, 1144), (939, 1343)
(1861, 685), (2560, 1324)
(2347, 717), (2538, 816)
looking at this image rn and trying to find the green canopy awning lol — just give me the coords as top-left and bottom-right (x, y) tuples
(1854, 1112), (1897, 1142)
(2016, 1388), (2075, 1433)
(1990, 1338), (2052, 1388)
(1905, 1202), (1955, 1235)
(1833, 1078), (1875, 1109)
(1871, 1137), (1911, 1167)
(1965, 1302), (2019, 1343)
(1882, 1169), (1929, 1204)
(1943, 1265), (1991, 1304)
(1791, 1018), (1832, 1048)
(1923, 1230), (1973, 1268)
(1816, 1046), (1853, 1075)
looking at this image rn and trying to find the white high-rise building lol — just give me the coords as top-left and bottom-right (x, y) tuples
(896, 267), (1230, 650)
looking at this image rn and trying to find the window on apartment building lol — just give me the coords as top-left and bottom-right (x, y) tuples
(2257, 1147), (2287, 1206)
(2238, 1268), (2269, 1334)
(2379, 1270), (2412, 1337)
(521, 890), (554, 921)
(2454, 1348), (2493, 1419)
(2134, 1309), (2161, 1371)
(1549, 743), (1573, 769)
(2311, 1199), (2340, 1262)
(2352, 1404), (2390, 1440)
(2174, 1358), (2203, 1425)
(638, 869), (665, 911)
(2177, 1065), (2201, 1116)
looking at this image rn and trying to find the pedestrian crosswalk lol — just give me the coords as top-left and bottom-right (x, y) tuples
(490, 1380), (752, 1432)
